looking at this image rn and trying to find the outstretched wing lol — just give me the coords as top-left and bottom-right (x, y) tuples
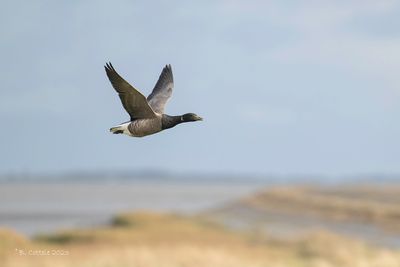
(147, 64), (174, 114)
(105, 62), (157, 120)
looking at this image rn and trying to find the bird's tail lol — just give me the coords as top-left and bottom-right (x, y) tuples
(110, 126), (123, 134)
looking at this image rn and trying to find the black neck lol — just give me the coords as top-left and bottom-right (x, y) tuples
(161, 115), (183, 130)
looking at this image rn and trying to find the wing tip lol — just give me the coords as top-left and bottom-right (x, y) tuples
(163, 64), (173, 81)
(104, 62), (115, 72)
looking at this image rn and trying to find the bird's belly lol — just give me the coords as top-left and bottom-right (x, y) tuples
(128, 119), (162, 137)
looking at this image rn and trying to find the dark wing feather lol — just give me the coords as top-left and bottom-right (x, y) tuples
(147, 64), (174, 114)
(104, 62), (156, 120)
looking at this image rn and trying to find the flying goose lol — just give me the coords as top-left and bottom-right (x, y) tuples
(105, 63), (202, 137)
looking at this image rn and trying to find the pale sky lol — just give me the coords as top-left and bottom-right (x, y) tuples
(1, 1), (399, 176)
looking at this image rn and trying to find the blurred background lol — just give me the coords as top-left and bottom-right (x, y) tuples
(1, 1), (400, 267)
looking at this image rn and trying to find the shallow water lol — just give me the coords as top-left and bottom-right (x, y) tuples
(1, 180), (399, 249)
(208, 203), (400, 249)
(0, 180), (267, 236)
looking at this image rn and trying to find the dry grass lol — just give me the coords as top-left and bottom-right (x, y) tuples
(242, 185), (400, 232)
(1, 211), (400, 267)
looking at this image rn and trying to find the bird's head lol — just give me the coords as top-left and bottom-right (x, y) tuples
(182, 113), (203, 122)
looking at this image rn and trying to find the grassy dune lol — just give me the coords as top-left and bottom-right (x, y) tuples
(241, 185), (400, 232)
(1, 211), (400, 267)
